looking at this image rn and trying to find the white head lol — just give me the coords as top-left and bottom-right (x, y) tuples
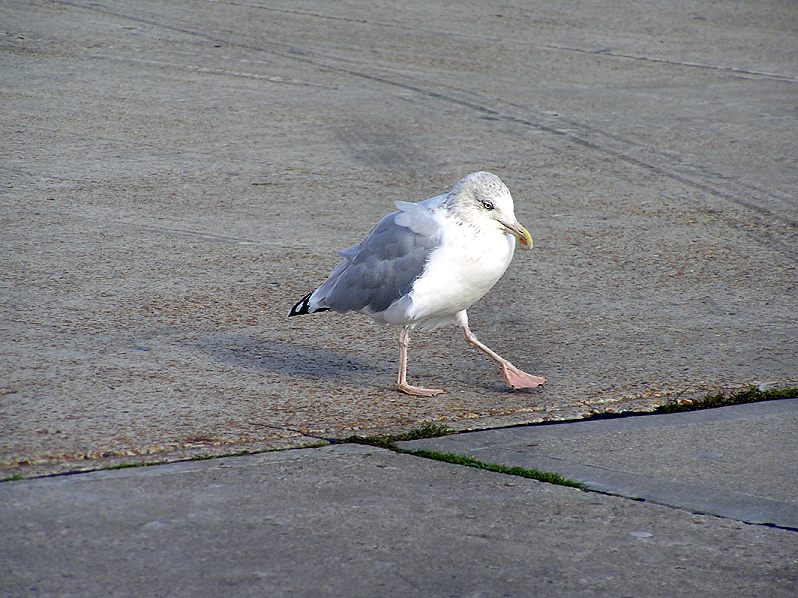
(446, 171), (533, 248)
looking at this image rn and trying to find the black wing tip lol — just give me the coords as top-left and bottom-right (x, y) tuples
(289, 292), (332, 317)
(289, 292), (313, 317)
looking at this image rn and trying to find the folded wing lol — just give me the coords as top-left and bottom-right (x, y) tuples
(311, 201), (442, 315)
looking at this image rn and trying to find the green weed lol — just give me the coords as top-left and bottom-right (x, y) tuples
(655, 385), (797, 414)
(344, 422), (585, 489)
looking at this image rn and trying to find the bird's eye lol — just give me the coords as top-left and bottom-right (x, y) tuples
(481, 200), (494, 211)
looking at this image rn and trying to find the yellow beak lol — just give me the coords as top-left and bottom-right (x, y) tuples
(503, 221), (534, 249)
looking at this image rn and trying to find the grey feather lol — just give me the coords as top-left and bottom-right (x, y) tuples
(313, 206), (441, 314)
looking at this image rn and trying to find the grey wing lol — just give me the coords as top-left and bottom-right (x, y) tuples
(315, 210), (441, 314)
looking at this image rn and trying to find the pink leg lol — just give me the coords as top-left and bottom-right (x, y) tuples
(395, 326), (444, 397)
(462, 325), (546, 389)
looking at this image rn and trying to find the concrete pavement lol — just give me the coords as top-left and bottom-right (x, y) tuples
(1, 0), (797, 477)
(2, 2), (797, 593)
(2, 2), (796, 593)
(2, 400), (797, 596)
(0, 0), (798, 476)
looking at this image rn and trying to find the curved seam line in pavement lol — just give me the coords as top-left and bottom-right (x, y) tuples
(59, 0), (798, 258)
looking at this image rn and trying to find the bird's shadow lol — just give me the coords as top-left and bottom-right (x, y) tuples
(196, 333), (386, 381)
(195, 332), (545, 394)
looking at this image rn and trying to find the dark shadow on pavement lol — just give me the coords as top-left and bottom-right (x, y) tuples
(196, 334), (384, 380)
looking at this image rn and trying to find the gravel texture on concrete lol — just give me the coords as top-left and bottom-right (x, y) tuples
(2, 444), (797, 597)
(1, 0), (796, 475)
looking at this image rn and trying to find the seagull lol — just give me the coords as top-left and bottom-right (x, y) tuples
(289, 171), (546, 397)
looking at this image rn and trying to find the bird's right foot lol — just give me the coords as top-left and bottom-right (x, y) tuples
(396, 382), (445, 397)
(500, 362), (546, 389)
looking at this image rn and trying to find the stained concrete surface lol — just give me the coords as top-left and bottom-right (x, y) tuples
(2, 443), (797, 597)
(1, 0), (797, 476)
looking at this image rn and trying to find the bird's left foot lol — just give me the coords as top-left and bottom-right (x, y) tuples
(500, 363), (546, 389)
(396, 382), (445, 397)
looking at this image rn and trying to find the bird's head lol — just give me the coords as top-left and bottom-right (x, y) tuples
(446, 171), (533, 249)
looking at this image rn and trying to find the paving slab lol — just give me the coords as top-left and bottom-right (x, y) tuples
(400, 399), (798, 529)
(2, 0), (797, 476)
(2, 443), (797, 597)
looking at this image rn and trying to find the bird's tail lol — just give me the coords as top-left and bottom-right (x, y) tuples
(289, 292), (313, 317)
(289, 291), (331, 317)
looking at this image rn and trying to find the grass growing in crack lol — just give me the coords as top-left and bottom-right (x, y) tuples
(342, 422), (453, 449)
(655, 385), (798, 414)
(1, 474), (25, 482)
(344, 423), (586, 489)
(409, 450), (587, 489)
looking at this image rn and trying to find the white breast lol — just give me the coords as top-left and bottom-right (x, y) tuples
(404, 216), (516, 324)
